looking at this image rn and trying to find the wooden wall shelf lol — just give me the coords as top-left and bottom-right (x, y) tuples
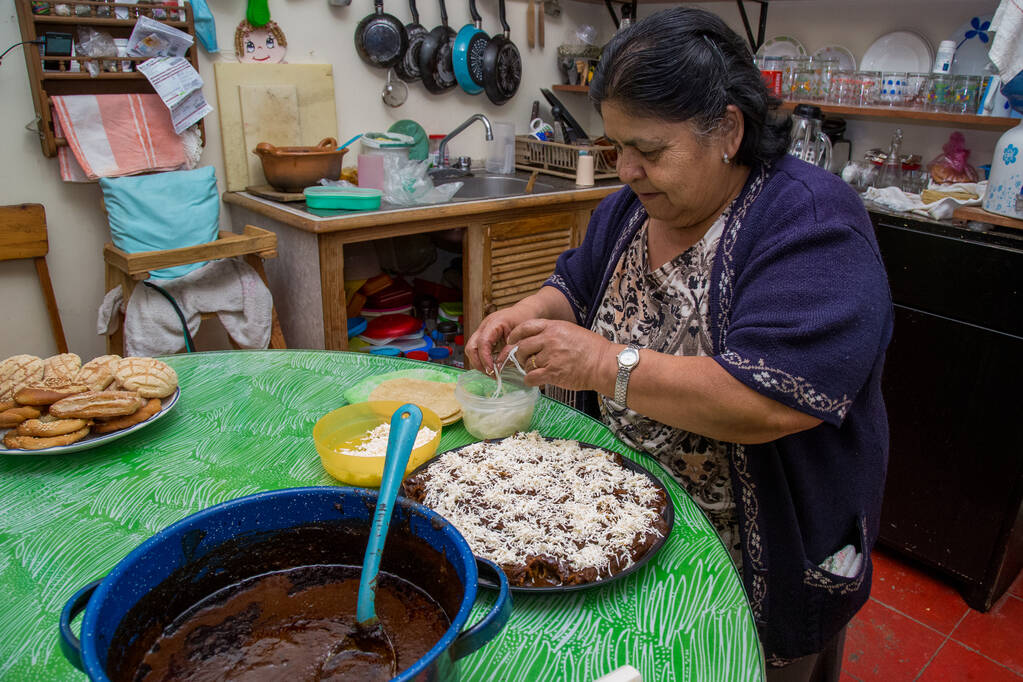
(780, 100), (1018, 131)
(550, 87), (1018, 132)
(14, 0), (202, 158)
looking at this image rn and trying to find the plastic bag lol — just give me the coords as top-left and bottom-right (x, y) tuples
(127, 15), (194, 58)
(76, 27), (118, 77)
(382, 156), (462, 206)
(927, 132), (979, 185)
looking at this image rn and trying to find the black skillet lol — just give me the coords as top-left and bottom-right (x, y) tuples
(481, 0), (521, 105)
(417, 0), (458, 93)
(396, 0), (428, 82)
(355, 0), (409, 69)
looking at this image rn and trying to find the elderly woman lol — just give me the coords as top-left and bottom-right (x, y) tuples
(465, 7), (892, 681)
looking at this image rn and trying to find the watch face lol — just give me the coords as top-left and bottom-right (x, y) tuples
(618, 347), (640, 368)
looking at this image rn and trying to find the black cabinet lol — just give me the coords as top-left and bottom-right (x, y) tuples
(873, 211), (1023, 611)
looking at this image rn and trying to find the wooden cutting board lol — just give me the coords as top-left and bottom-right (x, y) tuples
(246, 184), (306, 202)
(953, 205), (1023, 231)
(240, 84), (301, 188)
(214, 63), (338, 192)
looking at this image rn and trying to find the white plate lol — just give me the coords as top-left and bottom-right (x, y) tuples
(813, 44), (857, 72)
(949, 14), (994, 76)
(860, 31), (934, 73)
(0, 388), (180, 456)
(757, 35), (806, 59)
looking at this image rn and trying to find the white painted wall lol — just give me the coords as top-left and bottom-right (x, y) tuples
(0, 0), (1005, 358)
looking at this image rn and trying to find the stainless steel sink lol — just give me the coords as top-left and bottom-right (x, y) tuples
(438, 174), (556, 199)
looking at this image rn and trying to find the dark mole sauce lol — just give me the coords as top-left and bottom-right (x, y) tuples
(133, 564), (449, 682)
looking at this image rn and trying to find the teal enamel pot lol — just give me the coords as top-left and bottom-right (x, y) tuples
(452, 0), (489, 94)
(58, 486), (512, 681)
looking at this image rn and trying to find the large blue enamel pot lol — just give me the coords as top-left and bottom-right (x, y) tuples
(59, 486), (511, 681)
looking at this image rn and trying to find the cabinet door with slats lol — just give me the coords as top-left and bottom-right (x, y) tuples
(483, 211), (576, 313)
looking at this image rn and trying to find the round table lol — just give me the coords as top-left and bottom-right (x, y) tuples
(0, 351), (764, 681)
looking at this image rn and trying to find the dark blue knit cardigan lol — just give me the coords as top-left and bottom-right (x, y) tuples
(545, 155), (894, 662)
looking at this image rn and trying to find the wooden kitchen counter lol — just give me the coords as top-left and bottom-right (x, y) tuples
(223, 177), (622, 350)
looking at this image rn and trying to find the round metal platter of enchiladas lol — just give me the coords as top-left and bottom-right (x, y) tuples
(402, 431), (675, 592)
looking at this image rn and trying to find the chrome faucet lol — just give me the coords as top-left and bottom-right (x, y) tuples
(436, 114), (493, 171)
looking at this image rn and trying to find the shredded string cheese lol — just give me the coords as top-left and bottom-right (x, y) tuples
(338, 422), (436, 458)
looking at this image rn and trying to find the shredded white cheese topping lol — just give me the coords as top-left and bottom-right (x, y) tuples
(412, 431), (665, 576)
(337, 422), (436, 457)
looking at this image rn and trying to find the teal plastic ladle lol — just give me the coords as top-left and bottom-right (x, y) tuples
(319, 403), (423, 677)
(336, 133), (364, 151)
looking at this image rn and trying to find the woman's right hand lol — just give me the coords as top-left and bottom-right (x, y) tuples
(464, 287), (578, 373)
(464, 306), (533, 374)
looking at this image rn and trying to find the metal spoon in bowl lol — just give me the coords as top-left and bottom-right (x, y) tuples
(319, 404), (424, 679)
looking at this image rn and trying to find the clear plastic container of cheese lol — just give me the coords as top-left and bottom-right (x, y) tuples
(455, 369), (539, 440)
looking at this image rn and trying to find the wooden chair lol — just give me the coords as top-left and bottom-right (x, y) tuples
(0, 203), (68, 353)
(103, 225), (287, 354)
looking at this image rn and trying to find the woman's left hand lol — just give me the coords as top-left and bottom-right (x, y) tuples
(506, 319), (614, 391)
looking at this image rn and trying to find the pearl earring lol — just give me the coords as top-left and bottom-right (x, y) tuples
(722, 153), (731, 165)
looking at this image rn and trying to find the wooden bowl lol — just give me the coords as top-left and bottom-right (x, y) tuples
(253, 137), (346, 193)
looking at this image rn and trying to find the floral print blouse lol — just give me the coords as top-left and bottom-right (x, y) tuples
(590, 212), (742, 565)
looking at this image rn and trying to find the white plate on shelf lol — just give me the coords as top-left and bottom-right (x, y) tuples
(757, 35), (806, 59)
(860, 30), (934, 73)
(949, 14), (994, 76)
(813, 45), (857, 72)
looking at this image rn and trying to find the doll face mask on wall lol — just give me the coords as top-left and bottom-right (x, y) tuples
(235, 20), (288, 63)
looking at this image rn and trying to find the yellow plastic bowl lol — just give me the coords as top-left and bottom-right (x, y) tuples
(313, 401), (442, 487)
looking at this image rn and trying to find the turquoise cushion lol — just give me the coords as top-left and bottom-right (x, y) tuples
(100, 167), (220, 279)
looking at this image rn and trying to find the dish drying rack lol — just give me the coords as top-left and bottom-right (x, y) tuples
(514, 136), (618, 181)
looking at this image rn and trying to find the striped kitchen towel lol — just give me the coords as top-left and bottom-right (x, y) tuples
(51, 94), (186, 181)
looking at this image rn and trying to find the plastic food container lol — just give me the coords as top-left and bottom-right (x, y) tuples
(358, 131), (414, 191)
(313, 401), (442, 487)
(304, 186), (382, 210)
(455, 369), (539, 440)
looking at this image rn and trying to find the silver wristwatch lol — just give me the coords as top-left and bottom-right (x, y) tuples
(614, 345), (641, 406)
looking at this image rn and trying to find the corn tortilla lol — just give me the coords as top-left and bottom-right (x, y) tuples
(369, 378), (460, 421)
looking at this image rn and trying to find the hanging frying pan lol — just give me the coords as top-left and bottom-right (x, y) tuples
(452, 0), (490, 94)
(355, 0), (409, 69)
(417, 0), (458, 93)
(396, 0), (428, 82)
(482, 0), (521, 105)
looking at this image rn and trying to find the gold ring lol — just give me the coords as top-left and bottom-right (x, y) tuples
(530, 356), (538, 370)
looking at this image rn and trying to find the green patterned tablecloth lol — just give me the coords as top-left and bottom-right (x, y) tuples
(0, 350), (764, 681)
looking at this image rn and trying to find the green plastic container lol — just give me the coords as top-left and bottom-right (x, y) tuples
(304, 186), (383, 211)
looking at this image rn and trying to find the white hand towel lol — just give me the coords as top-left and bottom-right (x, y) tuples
(991, 0), (1023, 84)
(864, 182), (985, 221)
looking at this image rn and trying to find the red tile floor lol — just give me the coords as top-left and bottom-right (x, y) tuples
(841, 546), (1023, 681)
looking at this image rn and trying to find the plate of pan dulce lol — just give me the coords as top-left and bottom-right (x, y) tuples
(0, 353), (180, 455)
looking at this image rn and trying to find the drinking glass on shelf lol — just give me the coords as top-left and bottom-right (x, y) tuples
(903, 73), (931, 110)
(790, 68), (818, 101)
(878, 72), (910, 107)
(813, 57), (839, 102)
(949, 75), (982, 114)
(901, 169), (930, 194)
(927, 74), (953, 111)
(855, 70), (881, 106)
(757, 55), (785, 97)
(831, 70), (857, 104)
(781, 56), (812, 99)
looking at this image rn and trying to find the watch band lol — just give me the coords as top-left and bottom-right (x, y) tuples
(614, 345), (640, 406)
